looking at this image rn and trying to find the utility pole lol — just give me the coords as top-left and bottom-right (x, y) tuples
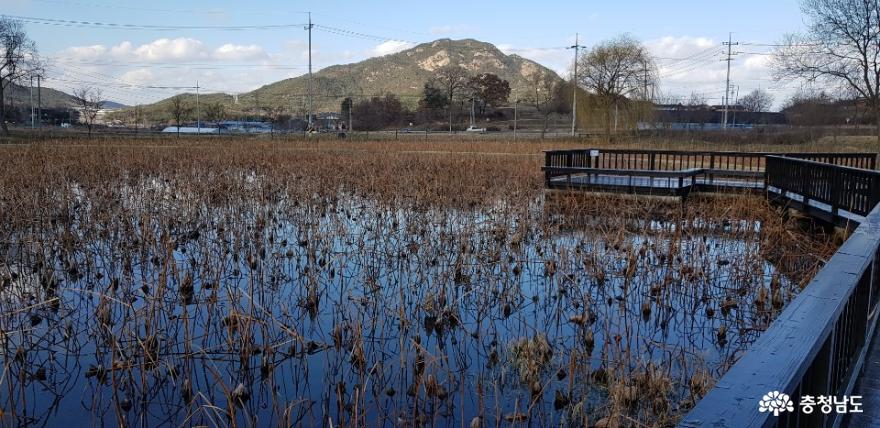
(722, 33), (739, 130)
(306, 12), (314, 130)
(513, 88), (518, 141)
(196, 81), (200, 134)
(568, 33), (586, 137)
(470, 97), (475, 128)
(29, 76), (34, 129)
(731, 85), (740, 127)
(37, 74), (42, 129)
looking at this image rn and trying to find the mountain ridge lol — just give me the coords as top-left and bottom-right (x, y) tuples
(129, 38), (562, 119)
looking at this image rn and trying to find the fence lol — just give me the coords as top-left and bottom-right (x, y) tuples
(544, 149), (877, 184)
(766, 156), (880, 217)
(680, 158), (880, 428)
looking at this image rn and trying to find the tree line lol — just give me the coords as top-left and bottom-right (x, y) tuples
(5, 0), (880, 139)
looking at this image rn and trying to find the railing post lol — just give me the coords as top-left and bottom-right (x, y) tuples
(566, 152), (573, 185)
(544, 152), (551, 187)
(831, 169), (841, 217)
(709, 154), (715, 184)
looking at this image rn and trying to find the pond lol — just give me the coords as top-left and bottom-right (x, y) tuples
(0, 176), (832, 427)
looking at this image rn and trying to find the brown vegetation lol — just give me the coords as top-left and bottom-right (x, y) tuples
(0, 136), (837, 426)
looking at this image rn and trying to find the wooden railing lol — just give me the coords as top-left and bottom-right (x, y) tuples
(767, 156), (880, 217)
(680, 159), (880, 428)
(544, 149), (878, 185)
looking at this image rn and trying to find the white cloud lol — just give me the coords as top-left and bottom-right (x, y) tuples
(213, 43), (268, 61)
(132, 38), (208, 61)
(50, 38), (288, 104)
(63, 44), (108, 60)
(497, 43), (571, 78)
(118, 68), (154, 84)
(60, 38), (269, 63)
(647, 36), (715, 57)
(370, 40), (414, 57)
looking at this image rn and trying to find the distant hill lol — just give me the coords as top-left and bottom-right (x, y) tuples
(5, 82), (78, 109)
(127, 38), (563, 121)
(101, 100), (127, 109)
(4, 83), (125, 110)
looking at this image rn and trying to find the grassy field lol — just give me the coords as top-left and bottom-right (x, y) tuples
(0, 135), (843, 426)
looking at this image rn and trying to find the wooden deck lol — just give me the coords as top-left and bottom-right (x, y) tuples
(549, 173), (763, 190)
(543, 149), (880, 428)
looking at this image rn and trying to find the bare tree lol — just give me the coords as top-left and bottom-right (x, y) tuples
(434, 65), (470, 133)
(264, 105), (284, 136)
(578, 35), (658, 139)
(740, 89), (775, 112)
(72, 86), (103, 138)
(782, 89), (839, 126)
(685, 92), (713, 128)
(774, 0), (880, 144)
(203, 102), (225, 135)
(528, 72), (560, 137)
(0, 18), (41, 136)
(687, 92), (708, 107)
(169, 95), (192, 137)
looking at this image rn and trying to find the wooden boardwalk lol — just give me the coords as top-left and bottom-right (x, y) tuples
(549, 173), (763, 190)
(544, 152), (876, 228)
(543, 149), (880, 428)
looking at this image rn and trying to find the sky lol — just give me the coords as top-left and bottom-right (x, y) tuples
(3, 0), (813, 109)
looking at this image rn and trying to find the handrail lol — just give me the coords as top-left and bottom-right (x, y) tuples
(544, 149), (877, 177)
(767, 156), (880, 217)
(680, 160), (880, 428)
(541, 166), (706, 178)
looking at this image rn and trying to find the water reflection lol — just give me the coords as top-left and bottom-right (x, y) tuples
(0, 190), (826, 426)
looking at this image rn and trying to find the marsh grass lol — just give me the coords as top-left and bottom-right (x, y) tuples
(0, 138), (837, 426)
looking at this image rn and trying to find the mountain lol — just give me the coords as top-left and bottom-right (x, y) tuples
(130, 38), (562, 119)
(101, 100), (128, 109)
(4, 83), (126, 110)
(5, 82), (79, 109)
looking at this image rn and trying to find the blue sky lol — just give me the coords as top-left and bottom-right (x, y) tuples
(4, 0), (810, 107)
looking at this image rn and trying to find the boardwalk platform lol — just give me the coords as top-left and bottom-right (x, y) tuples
(544, 150), (877, 227)
(548, 172), (763, 194)
(543, 149), (880, 428)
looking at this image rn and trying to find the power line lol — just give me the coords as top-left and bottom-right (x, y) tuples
(49, 58), (314, 70)
(314, 24), (418, 44)
(31, 0), (310, 16)
(657, 51), (720, 78)
(2, 14), (308, 31)
(654, 45), (718, 64)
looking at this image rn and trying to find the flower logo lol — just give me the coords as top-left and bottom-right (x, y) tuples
(759, 391), (794, 416)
